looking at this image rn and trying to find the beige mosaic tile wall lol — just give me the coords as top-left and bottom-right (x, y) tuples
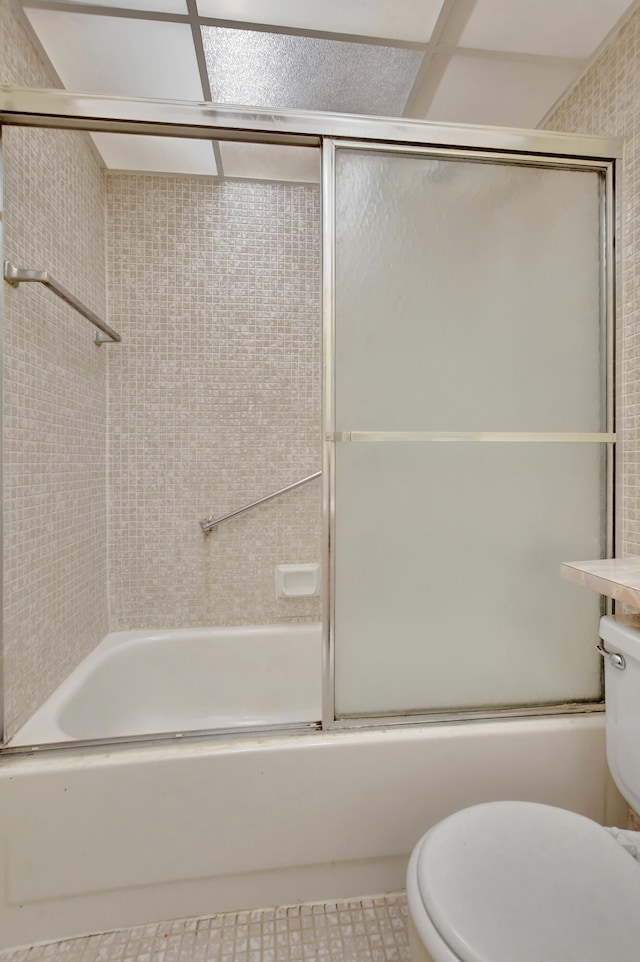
(1, 0), (109, 738)
(543, 7), (640, 557)
(106, 174), (321, 628)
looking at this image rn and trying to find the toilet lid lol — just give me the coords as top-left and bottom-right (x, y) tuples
(414, 801), (640, 962)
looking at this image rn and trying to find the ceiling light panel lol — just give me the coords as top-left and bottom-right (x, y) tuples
(426, 54), (583, 129)
(24, 11), (203, 100)
(92, 134), (217, 175)
(196, 0), (444, 43)
(29, 0), (188, 11)
(219, 142), (319, 182)
(458, 0), (633, 58)
(201, 26), (423, 115)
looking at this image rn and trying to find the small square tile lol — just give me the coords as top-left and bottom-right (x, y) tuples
(0, 894), (411, 962)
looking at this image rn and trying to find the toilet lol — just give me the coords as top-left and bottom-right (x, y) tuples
(406, 615), (640, 962)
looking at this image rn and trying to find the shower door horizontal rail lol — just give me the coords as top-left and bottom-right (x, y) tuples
(200, 471), (322, 533)
(330, 431), (616, 443)
(3, 260), (121, 345)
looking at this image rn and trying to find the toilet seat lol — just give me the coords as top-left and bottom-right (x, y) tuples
(407, 801), (640, 962)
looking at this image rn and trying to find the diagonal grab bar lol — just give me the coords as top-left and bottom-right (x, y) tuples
(200, 471), (322, 533)
(4, 260), (121, 345)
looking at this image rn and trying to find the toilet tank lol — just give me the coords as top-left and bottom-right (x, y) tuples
(600, 615), (640, 815)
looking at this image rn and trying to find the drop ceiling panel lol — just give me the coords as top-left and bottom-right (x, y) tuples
(201, 26), (423, 115)
(426, 54), (583, 128)
(24, 11), (204, 100)
(219, 142), (319, 182)
(458, 0), (632, 58)
(196, 0), (444, 43)
(30, 0), (188, 11)
(92, 134), (217, 175)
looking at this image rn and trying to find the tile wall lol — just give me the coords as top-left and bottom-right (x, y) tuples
(0, 0), (109, 739)
(106, 174), (322, 628)
(1, 0), (321, 735)
(543, 5), (640, 557)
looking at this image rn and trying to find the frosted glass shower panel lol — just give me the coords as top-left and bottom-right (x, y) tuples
(331, 144), (609, 718)
(334, 150), (603, 432)
(333, 441), (605, 716)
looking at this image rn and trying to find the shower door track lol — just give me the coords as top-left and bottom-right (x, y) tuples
(0, 705), (606, 759)
(0, 721), (322, 758)
(0, 87), (622, 156)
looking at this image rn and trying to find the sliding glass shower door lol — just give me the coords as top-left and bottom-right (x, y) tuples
(327, 142), (612, 721)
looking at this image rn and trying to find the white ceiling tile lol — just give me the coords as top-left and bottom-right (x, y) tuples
(426, 54), (583, 128)
(24, 11), (204, 100)
(196, 0), (444, 43)
(458, 0), (633, 58)
(220, 142), (319, 182)
(92, 134), (217, 175)
(25, 0), (188, 11)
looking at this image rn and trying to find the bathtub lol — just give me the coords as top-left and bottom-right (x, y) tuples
(0, 708), (625, 951)
(10, 623), (323, 746)
(0, 628), (626, 950)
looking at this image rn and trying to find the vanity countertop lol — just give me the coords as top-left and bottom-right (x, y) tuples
(561, 557), (640, 608)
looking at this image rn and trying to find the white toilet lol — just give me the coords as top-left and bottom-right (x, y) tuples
(406, 615), (640, 962)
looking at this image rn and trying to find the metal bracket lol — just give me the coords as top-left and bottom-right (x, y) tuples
(199, 516), (218, 533)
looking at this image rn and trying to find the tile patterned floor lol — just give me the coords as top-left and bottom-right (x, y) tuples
(0, 893), (411, 962)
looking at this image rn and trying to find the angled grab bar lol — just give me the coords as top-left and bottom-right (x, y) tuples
(3, 260), (121, 345)
(200, 471), (322, 533)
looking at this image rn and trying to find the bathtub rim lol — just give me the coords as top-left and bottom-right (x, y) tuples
(3, 617), (605, 756)
(1, 701), (604, 759)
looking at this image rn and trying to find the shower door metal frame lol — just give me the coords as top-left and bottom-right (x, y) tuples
(0, 86), (620, 753)
(322, 137), (617, 730)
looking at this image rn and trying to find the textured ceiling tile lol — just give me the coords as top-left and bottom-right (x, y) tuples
(201, 26), (423, 115)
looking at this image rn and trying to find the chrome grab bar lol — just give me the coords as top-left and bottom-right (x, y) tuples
(3, 260), (121, 345)
(200, 471), (321, 533)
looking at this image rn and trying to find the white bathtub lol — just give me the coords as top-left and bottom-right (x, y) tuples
(0, 626), (627, 951)
(10, 623), (322, 745)
(0, 712), (625, 950)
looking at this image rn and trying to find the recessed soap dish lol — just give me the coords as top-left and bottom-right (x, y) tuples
(276, 564), (321, 598)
